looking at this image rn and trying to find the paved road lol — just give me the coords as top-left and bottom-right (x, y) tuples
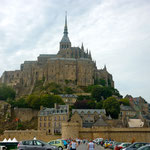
(67, 143), (104, 150)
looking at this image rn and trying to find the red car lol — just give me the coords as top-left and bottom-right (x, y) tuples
(117, 143), (131, 150)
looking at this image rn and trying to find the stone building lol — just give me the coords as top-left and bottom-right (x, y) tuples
(38, 104), (69, 135)
(0, 14), (114, 96)
(59, 94), (77, 105)
(71, 109), (106, 128)
(119, 105), (136, 127)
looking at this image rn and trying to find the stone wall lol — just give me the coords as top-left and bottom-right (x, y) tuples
(61, 122), (80, 139)
(14, 108), (38, 122)
(1, 126), (150, 143)
(62, 122), (150, 142)
(0, 130), (61, 142)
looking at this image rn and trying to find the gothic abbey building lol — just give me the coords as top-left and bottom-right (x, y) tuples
(0, 15), (114, 96)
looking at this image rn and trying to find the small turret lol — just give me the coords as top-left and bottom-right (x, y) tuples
(89, 50), (92, 60)
(104, 65), (107, 71)
(81, 43), (84, 50)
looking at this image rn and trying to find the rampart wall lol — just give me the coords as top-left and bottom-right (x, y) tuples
(0, 130), (61, 142)
(62, 122), (150, 142)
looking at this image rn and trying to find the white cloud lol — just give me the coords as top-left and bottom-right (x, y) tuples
(0, 0), (150, 102)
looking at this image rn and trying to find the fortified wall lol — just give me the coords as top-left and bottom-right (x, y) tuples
(1, 125), (150, 142)
(0, 130), (61, 142)
(62, 122), (150, 142)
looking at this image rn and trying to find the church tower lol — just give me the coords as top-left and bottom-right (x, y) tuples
(59, 13), (71, 50)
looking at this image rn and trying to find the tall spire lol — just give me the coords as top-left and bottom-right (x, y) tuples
(59, 12), (71, 50)
(60, 12), (71, 43)
(64, 11), (68, 35)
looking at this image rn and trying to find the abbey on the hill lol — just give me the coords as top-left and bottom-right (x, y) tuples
(0, 14), (114, 95)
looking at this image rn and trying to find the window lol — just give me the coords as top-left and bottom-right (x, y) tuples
(48, 122), (50, 127)
(40, 123), (42, 127)
(44, 117), (47, 121)
(55, 117), (57, 121)
(63, 116), (65, 121)
(35, 141), (43, 146)
(40, 117), (42, 121)
(48, 117), (51, 121)
(44, 123), (46, 127)
(59, 116), (61, 121)
(59, 122), (61, 127)
(49, 141), (55, 145)
(55, 141), (60, 144)
(28, 141), (33, 145)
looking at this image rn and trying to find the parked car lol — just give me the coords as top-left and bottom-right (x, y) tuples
(123, 142), (150, 150)
(48, 140), (65, 150)
(114, 142), (123, 150)
(17, 139), (58, 150)
(108, 141), (116, 149)
(117, 143), (131, 150)
(104, 141), (112, 148)
(137, 145), (150, 150)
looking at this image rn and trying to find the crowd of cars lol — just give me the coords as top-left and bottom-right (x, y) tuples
(17, 139), (76, 150)
(16, 138), (150, 150)
(94, 138), (150, 150)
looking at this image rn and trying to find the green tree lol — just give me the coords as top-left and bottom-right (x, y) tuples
(74, 100), (96, 109)
(15, 98), (28, 108)
(119, 98), (130, 106)
(40, 94), (64, 108)
(96, 100), (104, 109)
(99, 79), (106, 86)
(64, 87), (74, 94)
(103, 97), (120, 119)
(26, 95), (41, 109)
(91, 86), (112, 102)
(77, 95), (92, 101)
(101, 87), (112, 99)
(109, 87), (122, 98)
(0, 84), (16, 100)
(91, 85), (103, 101)
(87, 100), (96, 109)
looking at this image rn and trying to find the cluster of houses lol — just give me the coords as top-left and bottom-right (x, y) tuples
(38, 94), (150, 135)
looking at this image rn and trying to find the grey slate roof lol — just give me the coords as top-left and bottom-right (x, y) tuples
(93, 118), (109, 127)
(83, 122), (94, 128)
(39, 105), (68, 116)
(59, 94), (77, 98)
(120, 105), (135, 111)
(39, 54), (57, 58)
(60, 35), (71, 43)
(72, 109), (106, 114)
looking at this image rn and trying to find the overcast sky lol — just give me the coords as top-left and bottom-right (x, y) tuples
(0, 0), (150, 102)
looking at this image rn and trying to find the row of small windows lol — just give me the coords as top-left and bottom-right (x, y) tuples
(40, 116), (66, 121)
(61, 45), (69, 48)
(39, 122), (61, 127)
(41, 109), (67, 115)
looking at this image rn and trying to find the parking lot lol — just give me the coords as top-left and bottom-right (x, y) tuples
(66, 143), (105, 150)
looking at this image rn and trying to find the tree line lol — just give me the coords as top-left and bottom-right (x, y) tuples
(0, 83), (130, 119)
